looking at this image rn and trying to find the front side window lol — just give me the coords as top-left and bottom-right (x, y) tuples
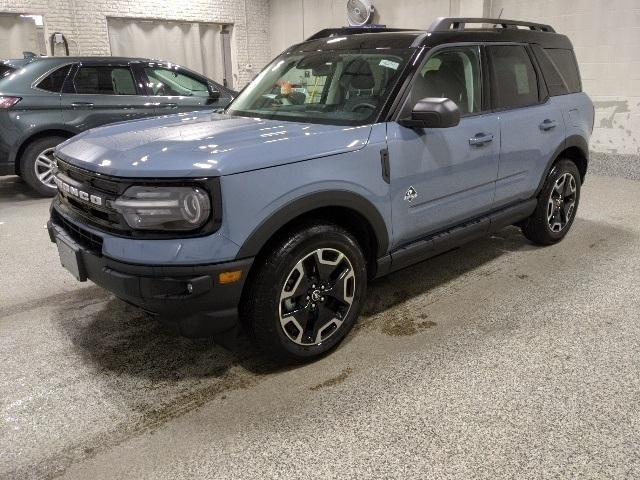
(73, 66), (137, 95)
(37, 65), (71, 93)
(409, 46), (482, 115)
(489, 45), (539, 109)
(144, 67), (210, 97)
(227, 49), (411, 125)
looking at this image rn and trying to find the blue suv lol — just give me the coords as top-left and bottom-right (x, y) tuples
(48, 18), (594, 361)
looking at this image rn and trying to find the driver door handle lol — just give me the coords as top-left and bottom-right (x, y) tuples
(469, 133), (494, 146)
(71, 102), (94, 109)
(159, 103), (178, 109)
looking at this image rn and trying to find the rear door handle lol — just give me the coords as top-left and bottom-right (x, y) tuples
(539, 119), (558, 131)
(71, 102), (94, 109)
(159, 103), (178, 109)
(469, 133), (494, 146)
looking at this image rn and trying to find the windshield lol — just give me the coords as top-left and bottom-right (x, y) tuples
(227, 49), (411, 125)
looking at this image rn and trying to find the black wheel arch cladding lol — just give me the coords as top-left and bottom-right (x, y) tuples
(235, 190), (390, 260)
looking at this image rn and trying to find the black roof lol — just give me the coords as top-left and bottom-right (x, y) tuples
(286, 17), (573, 53)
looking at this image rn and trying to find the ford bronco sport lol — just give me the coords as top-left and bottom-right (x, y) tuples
(48, 18), (594, 361)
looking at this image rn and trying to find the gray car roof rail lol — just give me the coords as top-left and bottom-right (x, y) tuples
(428, 17), (556, 33)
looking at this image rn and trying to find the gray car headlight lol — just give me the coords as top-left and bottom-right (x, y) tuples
(112, 185), (211, 231)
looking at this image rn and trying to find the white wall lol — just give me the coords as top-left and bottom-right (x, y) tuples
(270, 0), (467, 58)
(487, 0), (640, 157)
(0, 0), (271, 87)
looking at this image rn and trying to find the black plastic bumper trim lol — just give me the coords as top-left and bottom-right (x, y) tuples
(48, 218), (253, 337)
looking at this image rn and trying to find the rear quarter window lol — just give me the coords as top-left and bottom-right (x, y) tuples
(0, 64), (16, 79)
(36, 65), (72, 93)
(544, 48), (581, 94)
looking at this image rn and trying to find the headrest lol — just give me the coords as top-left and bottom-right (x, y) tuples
(342, 59), (375, 90)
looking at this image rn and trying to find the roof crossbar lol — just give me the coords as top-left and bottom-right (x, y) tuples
(428, 17), (555, 33)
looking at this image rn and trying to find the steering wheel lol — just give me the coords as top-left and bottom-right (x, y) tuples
(351, 102), (377, 113)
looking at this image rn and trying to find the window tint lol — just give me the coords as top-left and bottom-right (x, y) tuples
(412, 46), (482, 115)
(144, 68), (209, 97)
(531, 45), (568, 96)
(0, 65), (16, 79)
(37, 65), (71, 93)
(73, 66), (137, 95)
(545, 48), (581, 94)
(489, 45), (539, 109)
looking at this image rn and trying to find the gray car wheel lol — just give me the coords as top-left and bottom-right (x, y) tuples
(20, 136), (67, 197)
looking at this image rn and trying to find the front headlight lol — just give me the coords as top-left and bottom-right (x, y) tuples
(112, 185), (211, 231)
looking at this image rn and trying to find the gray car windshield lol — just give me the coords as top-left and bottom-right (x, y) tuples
(227, 49), (411, 125)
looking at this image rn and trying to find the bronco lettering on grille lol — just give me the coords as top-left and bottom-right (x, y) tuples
(54, 176), (103, 206)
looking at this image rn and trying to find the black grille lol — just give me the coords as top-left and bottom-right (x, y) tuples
(52, 209), (104, 255)
(56, 159), (122, 195)
(53, 157), (221, 239)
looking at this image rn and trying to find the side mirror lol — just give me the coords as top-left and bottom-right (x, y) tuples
(208, 89), (221, 101)
(399, 97), (460, 129)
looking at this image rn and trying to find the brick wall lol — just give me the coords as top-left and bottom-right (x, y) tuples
(0, 0), (271, 87)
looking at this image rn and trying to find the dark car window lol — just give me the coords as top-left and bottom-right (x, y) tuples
(144, 67), (209, 97)
(0, 64), (16, 79)
(531, 45), (568, 96)
(73, 66), (137, 95)
(545, 48), (581, 94)
(413, 46), (482, 115)
(36, 65), (72, 93)
(489, 45), (539, 109)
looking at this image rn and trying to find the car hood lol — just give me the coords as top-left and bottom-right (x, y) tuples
(56, 112), (372, 177)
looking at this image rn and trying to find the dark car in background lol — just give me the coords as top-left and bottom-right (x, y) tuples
(0, 56), (235, 196)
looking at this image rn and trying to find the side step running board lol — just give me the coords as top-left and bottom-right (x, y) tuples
(375, 199), (536, 278)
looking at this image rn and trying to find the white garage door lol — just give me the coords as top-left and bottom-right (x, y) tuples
(0, 14), (39, 59)
(107, 18), (232, 87)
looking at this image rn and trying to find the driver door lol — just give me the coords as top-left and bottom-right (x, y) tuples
(387, 45), (500, 247)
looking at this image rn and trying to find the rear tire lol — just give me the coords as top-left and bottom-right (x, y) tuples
(20, 136), (67, 197)
(241, 222), (367, 362)
(522, 159), (581, 245)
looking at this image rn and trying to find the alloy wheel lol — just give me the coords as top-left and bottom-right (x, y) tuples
(33, 147), (57, 189)
(547, 172), (577, 232)
(279, 248), (356, 346)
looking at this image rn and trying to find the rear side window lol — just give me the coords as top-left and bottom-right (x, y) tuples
(36, 65), (72, 93)
(488, 45), (539, 110)
(0, 65), (16, 79)
(545, 48), (581, 94)
(73, 66), (137, 95)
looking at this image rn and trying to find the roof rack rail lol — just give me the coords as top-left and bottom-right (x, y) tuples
(428, 17), (555, 33)
(306, 27), (414, 41)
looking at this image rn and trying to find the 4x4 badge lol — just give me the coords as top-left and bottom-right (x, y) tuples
(404, 186), (418, 203)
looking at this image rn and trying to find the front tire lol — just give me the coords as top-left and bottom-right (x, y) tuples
(522, 159), (581, 245)
(242, 222), (367, 362)
(20, 136), (67, 197)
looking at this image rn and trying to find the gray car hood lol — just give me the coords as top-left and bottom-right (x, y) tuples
(56, 111), (372, 177)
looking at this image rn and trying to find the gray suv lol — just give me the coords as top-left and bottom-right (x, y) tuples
(48, 18), (593, 361)
(0, 56), (234, 196)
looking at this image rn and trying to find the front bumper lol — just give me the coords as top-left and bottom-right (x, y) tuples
(48, 212), (253, 337)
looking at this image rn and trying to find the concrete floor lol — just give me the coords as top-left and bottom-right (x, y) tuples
(1, 173), (639, 479)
